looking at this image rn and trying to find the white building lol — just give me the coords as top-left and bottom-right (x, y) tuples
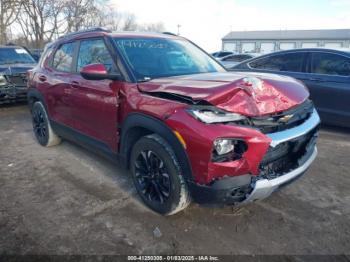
(222, 29), (350, 54)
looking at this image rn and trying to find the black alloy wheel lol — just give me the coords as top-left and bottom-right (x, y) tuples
(32, 104), (48, 145)
(130, 134), (190, 215)
(134, 150), (171, 204)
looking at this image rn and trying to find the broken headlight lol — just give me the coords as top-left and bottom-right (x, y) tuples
(186, 106), (246, 124)
(0, 75), (7, 86)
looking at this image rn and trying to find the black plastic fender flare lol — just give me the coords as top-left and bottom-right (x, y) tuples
(27, 89), (47, 112)
(120, 113), (194, 183)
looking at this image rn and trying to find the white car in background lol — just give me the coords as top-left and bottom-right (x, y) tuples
(219, 53), (260, 69)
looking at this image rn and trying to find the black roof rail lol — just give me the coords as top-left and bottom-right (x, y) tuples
(162, 32), (178, 36)
(59, 27), (112, 39)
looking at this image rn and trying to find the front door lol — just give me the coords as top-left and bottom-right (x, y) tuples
(69, 38), (121, 151)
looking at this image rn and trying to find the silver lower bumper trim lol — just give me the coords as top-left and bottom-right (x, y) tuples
(242, 147), (318, 203)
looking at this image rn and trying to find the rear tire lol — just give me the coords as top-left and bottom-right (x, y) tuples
(130, 134), (191, 215)
(31, 101), (61, 147)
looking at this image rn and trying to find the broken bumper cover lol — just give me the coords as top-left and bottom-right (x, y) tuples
(189, 109), (320, 205)
(242, 146), (317, 203)
(189, 147), (317, 205)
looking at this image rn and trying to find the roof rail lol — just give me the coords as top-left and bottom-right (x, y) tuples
(162, 32), (178, 36)
(59, 27), (112, 39)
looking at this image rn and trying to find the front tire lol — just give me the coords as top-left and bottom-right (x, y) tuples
(130, 134), (191, 215)
(31, 101), (61, 147)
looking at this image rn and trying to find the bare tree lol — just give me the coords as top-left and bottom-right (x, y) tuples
(95, 8), (137, 31)
(122, 13), (137, 31)
(8, 0), (166, 47)
(18, 0), (65, 48)
(0, 0), (22, 44)
(97, 8), (122, 31)
(62, 0), (102, 33)
(138, 22), (165, 32)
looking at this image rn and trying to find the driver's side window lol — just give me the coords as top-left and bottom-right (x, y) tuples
(77, 39), (115, 73)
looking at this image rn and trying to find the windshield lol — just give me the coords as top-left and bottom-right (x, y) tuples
(113, 37), (225, 81)
(0, 48), (36, 65)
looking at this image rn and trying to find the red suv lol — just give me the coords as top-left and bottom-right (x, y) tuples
(27, 28), (320, 215)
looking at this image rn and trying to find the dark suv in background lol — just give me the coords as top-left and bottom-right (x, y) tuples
(232, 48), (350, 128)
(0, 45), (36, 104)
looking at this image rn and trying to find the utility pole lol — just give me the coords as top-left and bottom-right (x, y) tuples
(177, 24), (181, 35)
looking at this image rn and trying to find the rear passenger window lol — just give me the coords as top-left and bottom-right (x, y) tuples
(249, 53), (304, 72)
(52, 42), (75, 72)
(77, 39), (115, 73)
(311, 52), (350, 76)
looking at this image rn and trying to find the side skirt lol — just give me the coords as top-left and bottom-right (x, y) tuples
(50, 120), (126, 167)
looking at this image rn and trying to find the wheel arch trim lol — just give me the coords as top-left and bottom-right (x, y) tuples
(27, 89), (47, 112)
(120, 113), (194, 182)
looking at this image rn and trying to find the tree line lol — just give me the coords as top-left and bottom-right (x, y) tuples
(0, 0), (165, 48)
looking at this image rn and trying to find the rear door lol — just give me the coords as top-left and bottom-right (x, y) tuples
(303, 51), (350, 125)
(69, 38), (121, 151)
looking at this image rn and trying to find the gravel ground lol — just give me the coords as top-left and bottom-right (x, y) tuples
(0, 104), (349, 256)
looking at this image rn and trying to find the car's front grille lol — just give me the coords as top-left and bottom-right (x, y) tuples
(258, 126), (318, 180)
(247, 100), (314, 134)
(7, 73), (27, 87)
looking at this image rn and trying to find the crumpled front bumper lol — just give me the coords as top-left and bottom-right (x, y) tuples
(242, 109), (320, 203)
(242, 146), (317, 203)
(189, 109), (320, 205)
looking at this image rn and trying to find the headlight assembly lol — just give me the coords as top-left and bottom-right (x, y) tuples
(0, 75), (7, 86)
(186, 106), (246, 124)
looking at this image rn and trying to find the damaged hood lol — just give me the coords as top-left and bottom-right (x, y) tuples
(138, 72), (309, 116)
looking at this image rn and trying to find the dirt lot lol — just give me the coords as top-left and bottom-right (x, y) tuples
(0, 103), (350, 256)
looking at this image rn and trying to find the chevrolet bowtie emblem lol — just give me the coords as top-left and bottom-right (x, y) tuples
(279, 114), (294, 123)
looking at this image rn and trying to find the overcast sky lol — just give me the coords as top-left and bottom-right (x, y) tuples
(110, 0), (350, 52)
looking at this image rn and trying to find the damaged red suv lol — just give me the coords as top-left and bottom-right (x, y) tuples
(27, 28), (320, 215)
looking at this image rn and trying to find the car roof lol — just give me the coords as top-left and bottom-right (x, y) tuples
(110, 31), (181, 39)
(220, 53), (259, 60)
(232, 47), (350, 68)
(56, 30), (182, 45)
(262, 48), (350, 56)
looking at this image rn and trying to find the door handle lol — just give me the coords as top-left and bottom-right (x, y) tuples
(38, 75), (47, 82)
(70, 81), (80, 88)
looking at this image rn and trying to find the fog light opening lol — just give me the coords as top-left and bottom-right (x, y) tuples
(214, 139), (235, 155)
(212, 139), (247, 162)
